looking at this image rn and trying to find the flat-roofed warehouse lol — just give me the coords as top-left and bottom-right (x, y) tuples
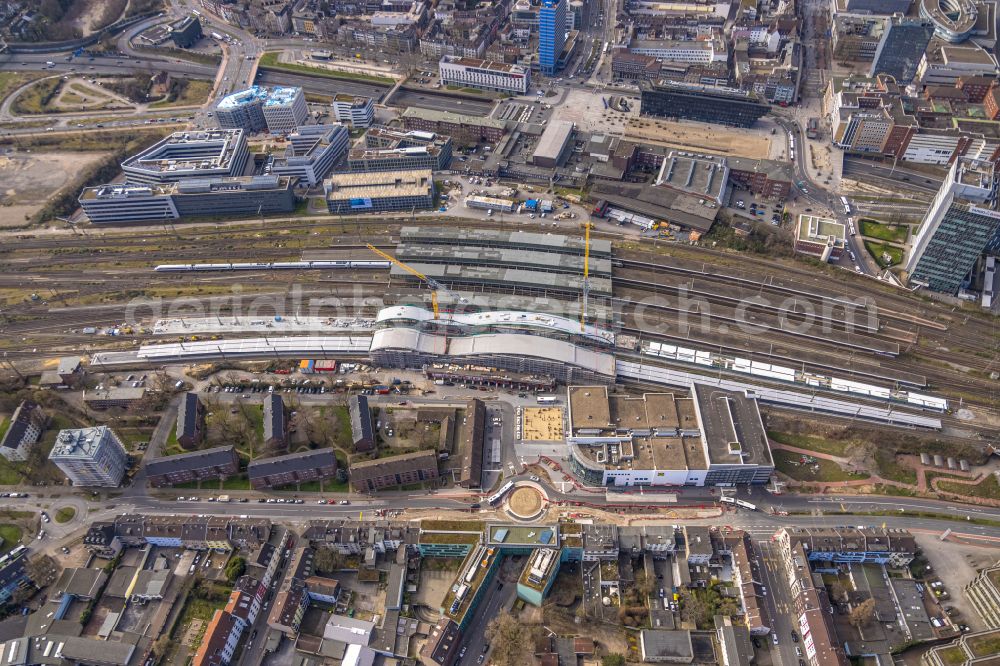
(400, 226), (611, 258)
(532, 120), (575, 168)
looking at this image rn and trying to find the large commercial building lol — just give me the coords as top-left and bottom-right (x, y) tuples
(774, 526), (917, 566)
(906, 158), (1000, 294)
(439, 56), (530, 94)
(332, 95), (375, 128)
(538, 0), (566, 75)
(640, 82), (770, 127)
(216, 86), (308, 134)
(532, 120), (574, 167)
(917, 0), (978, 43)
(566, 383), (775, 487)
(349, 450), (439, 491)
(271, 124), (350, 185)
(145, 446), (241, 487)
(346, 126), (453, 172)
(121, 129), (250, 185)
(325, 169), (436, 213)
(400, 107), (507, 144)
(262, 86), (309, 134)
(169, 15), (203, 48)
(79, 176), (297, 224)
(49, 426), (129, 487)
(869, 16), (934, 83)
(628, 39), (723, 64)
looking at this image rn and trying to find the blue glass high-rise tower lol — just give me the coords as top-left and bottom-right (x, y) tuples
(539, 0), (566, 76)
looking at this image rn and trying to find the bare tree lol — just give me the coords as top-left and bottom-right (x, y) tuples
(485, 613), (530, 666)
(849, 598), (876, 628)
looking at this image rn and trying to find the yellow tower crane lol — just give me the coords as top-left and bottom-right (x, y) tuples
(580, 222), (591, 332)
(367, 244), (447, 318)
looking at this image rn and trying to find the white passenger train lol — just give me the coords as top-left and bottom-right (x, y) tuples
(154, 261), (391, 272)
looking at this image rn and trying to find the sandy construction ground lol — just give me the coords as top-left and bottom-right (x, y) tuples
(0, 150), (109, 227)
(625, 117), (772, 158)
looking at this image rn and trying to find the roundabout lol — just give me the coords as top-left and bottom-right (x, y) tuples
(504, 484), (547, 522)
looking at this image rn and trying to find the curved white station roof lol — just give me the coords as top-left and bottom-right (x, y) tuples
(375, 306), (616, 345)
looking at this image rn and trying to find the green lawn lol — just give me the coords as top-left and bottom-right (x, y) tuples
(258, 52), (395, 85)
(297, 480), (323, 492)
(0, 418), (9, 442)
(864, 240), (903, 268)
(54, 507), (76, 524)
(220, 476), (251, 490)
(938, 474), (1000, 501)
(766, 431), (852, 457)
(0, 525), (23, 555)
(773, 450), (867, 482)
(150, 79), (213, 108)
(968, 633), (1000, 658)
(859, 219), (908, 243)
(937, 646), (968, 666)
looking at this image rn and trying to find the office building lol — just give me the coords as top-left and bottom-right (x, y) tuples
(270, 124), (349, 186)
(906, 158), (1000, 294)
(121, 129), (250, 185)
(262, 86), (309, 134)
(332, 95), (375, 128)
(145, 446), (241, 487)
(247, 449), (338, 489)
(49, 426), (128, 487)
(169, 15), (203, 48)
(538, 0), (566, 75)
(346, 126), (452, 172)
(869, 16), (934, 83)
(0, 401), (45, 462)
(612, 50), (661, 81)
(628, 40), (722, 64)
(325, 169), (435, 213)
(83, 386), (146, 410)
(216, 87), (270, 133)
(917, 0), (978, 43)
(439, 56), (530, 94)
(79, 176), (296, 224)
(640, 82), (770, 127)
(349, 450), (439, 491)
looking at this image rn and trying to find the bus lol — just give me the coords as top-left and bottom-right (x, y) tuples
(536, 396), (558, 404)
(840, 196), (851, 215)
(735, 499), (757, 511)
(719, 496), (736, 505)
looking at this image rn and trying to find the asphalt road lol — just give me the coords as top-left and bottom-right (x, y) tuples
(455, 563), (520, 664)
(254, 70), (391, 101)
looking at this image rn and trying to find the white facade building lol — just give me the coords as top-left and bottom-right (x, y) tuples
(332, 95), (375, 128)
(439, 56), (531, 94)
(262, 86), (309, 134)
(49, 426), (128, 487)
(627, 39), (724, 63)
(271, 124), (350, 185)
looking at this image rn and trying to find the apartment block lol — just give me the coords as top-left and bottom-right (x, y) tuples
(349, 450), (439, 491)
(49, 426), (128, 487)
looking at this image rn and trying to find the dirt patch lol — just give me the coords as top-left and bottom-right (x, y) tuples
(522, 407), (564, 441)
(508, 486), (543, 517)
(625, 117), (772, 158)
(0, 150), (109, 227)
